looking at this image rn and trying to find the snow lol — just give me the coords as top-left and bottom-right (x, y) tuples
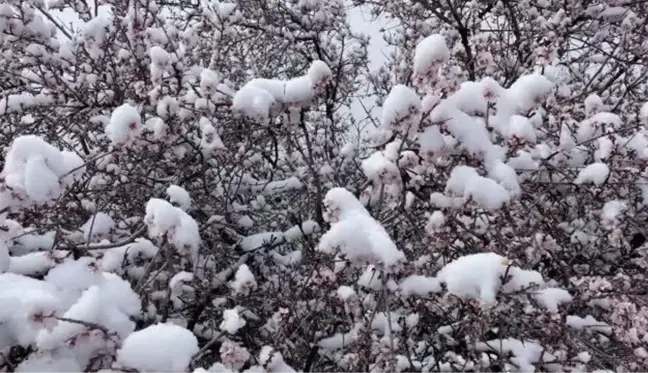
(507, 115), (537, 143)
(574, 162), (610, 185)
(1, 136), (85, 207)
(144, 198), (200, 259)
(200, 68), (221, 92)
(585, 94), (604, 115)
(81, 212), (115, 241)
(504, 73), (555, 113)
(445, 166), (511, 210)
(105, 104), (142, 147)
(232, 60), (332, 122)
(24, 156), (60, 203)
(426, 211), (446, 230)
(419, 125), (446, 157)
(399, 275), (442, 297)
(230, 264), (257, 295)
(8, 251), (58, 276)
(534, 288), (573, 312)
(220, 308), (246, 334)
(437, 253), (507, 304)
(116, 323), (199, 372)
(283, 220), (319, 242)
(149, 46), (171, 66)
(566, 315), (613, 335)
(200, 121), (226, 153)
(381, 84), (422, 133)
(44, 258), (103, 304)
(413, 34), (449, 76)
(357, 265), (383, 291)
(337, 285), (357, 301)
(239, 232), (284, 251)
(258, 346), (295, 373)
(640, 102), (648, 123)
(601, 200), (627, 226)
(430, 102), (493, 155)
(361, 151), (400, 185)
(486, 161), (521, 197)
(169, 271), (194, 296)
(307, 60), (333, 86)
(100, 238), (159, 274)
(35, 274), (140, 367)
(318, 188), (406, 270)
(317, 323), (361, 350)
(166, 185), (191, 211)
(0, 273), (63, 348)
(16, 354), (82, 372)
(475, 338), (555, 372)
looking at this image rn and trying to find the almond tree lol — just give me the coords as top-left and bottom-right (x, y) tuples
(0, 0), (647, 372)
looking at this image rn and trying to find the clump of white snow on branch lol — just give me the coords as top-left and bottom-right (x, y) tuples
(0, 136), (84, 207)
(574, 162), (610, 185)
(145, 198), (200, 261)
(412, 34), (449, 85)
(258, 346), (296, 373)
(444, 166), (511, 210)
(398, 252), (572, 310)
(116, 323), (199, 372)
(166, 184), (191, 211)
(232, 60), (332, 123)
(317, 188), (405, 271)
(381, 84), (422, 134)
(105, 103), (143, 147)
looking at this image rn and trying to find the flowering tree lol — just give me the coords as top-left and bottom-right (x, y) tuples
(1, 0), (648, 371)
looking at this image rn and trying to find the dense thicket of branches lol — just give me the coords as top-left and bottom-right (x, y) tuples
(1, 0), (648, 372)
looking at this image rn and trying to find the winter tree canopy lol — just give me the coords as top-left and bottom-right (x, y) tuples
(0, 0), (648, 371)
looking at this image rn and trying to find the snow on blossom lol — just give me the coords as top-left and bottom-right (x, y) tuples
(100, 238), (159, 275)
(475, 338), (556, 372)
(506, 115), (537, 143)
(601, 200), (627, 225)
(220, 308), (246, 334)
(1, 136), (85, 206)
(534, 288), (573, 312)
(200, 120), (226, 153)
(445, 166), (511, 210)
(437, 252), (507, 303)
(361, 151), (400, 185)
(399, 275), (442, 297)
(318, 188), (405, 270)
(566, 315), (613, 335)
(167, 184), (191, 211)
(585, 93), (604, 116)
(413, 34), (449, 76)
(380, 84), (422, 133)
(36, 274), (140, 367)
(0, 240), (9, 274)
(230, 264), (257, 295)
(430, 102), (494, 155)
(144, 198), (200, 259)
(435, 252), (571, 310)
(418, 125), (446, 158)
(574, 162), (610, 185)
(169, 271), (194, 297)
(15, 354), (81, 372)
(232, 60), (332, 122)
(317, 324), (362, 350)
(116, 323), (199, 372)
(81, 212), (115, 241)
(504, 72), (554, 113)
(258, 346), (296, 372)
(105, 103), (143, 147)
(337, 285), (357, 301)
